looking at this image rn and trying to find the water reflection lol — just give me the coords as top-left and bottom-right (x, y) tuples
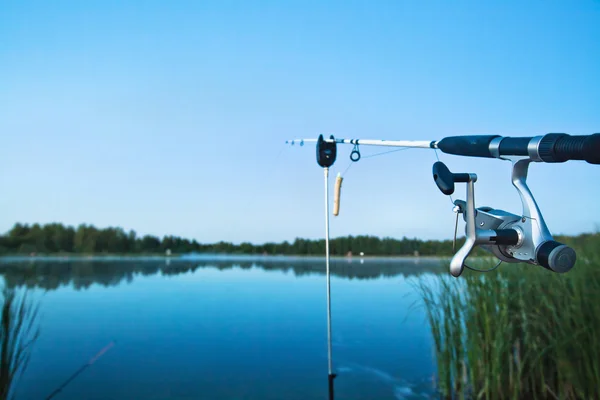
(0, 257), (444, 291)
(1, 258), (441, 400)
(0, 288), (40, 400)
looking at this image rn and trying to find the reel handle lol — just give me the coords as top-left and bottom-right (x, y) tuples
(432, 162), (471, 195)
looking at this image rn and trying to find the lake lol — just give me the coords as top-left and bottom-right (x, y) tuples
(0, 257), (445, 400)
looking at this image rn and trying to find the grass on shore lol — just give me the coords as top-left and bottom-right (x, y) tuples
(417, 234), (600, 399)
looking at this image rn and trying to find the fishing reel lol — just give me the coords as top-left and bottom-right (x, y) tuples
(433, 158), (576, 277)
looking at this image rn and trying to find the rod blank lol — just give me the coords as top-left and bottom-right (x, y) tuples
(286, 138), (436, 149)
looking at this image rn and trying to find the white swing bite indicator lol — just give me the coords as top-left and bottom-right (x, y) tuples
(333, 173), (343, 216)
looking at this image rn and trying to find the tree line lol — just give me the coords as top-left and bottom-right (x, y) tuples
(0, 222), (594, 257)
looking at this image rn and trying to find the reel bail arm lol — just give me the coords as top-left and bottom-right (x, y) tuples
(433, 162), (519, 276)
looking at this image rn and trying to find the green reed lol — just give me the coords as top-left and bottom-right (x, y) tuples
(417, 233), (600, 399)
(0, 288), (40, 400)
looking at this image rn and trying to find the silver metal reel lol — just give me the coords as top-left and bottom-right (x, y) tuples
(433, 158), (576, 277)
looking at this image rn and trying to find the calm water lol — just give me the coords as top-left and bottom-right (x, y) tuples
(0, 257), (444, 400)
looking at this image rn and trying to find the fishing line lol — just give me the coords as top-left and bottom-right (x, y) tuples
(340, 146), (413, 177)
(45, 341), (116, 400)
(434, 148), (455, 206)
(273, 142), (287, 165)
(341, 160), (354, 177)
(361, 146), (412, 159)
(339, 143), (501, 274)
(465, 261), (502, 273)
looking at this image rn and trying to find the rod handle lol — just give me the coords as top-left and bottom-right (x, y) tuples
(437, 133), (600, 164)
(538, 133), (600, 164)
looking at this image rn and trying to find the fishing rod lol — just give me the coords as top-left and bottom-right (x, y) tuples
(287, 133), (600, 278)
(45, 341), (116, 399)
(288, 132), (599, 399)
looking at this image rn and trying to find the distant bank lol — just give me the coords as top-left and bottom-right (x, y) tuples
(1, 222), (595, 259)
(0, 222), (461, 257)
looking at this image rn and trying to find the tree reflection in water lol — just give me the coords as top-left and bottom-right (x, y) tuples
(0, 257), (444, 292)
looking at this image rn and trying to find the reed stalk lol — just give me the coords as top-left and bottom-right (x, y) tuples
(0, 288), (40, 400)
(417, 234), (600, 399)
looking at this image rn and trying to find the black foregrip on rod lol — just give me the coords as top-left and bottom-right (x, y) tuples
(538, 133), (600, 164)
(438, 133), (600, 164)
(436, 135), (499, 158)
(498, 137), (530, 156)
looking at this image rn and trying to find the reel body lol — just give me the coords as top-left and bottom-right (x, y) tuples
(433, 157), (576, 277)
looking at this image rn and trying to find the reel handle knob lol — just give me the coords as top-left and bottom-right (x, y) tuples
(432, 162), (473, 195)
(536, 240), (576, 273)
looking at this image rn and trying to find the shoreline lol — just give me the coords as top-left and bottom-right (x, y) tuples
(0, 253), (451, 262)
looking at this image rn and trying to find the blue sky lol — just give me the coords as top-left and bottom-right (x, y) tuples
(1, 0), (599, 244)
